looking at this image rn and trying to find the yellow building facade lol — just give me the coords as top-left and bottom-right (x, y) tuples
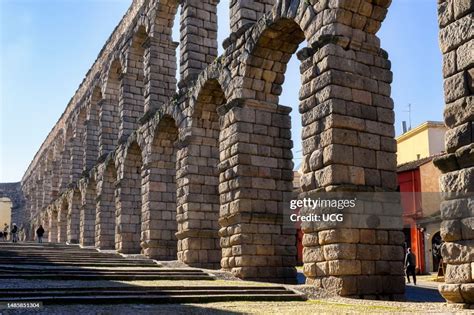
(0, 197), (12, 228)
(396, 121), (447, 165)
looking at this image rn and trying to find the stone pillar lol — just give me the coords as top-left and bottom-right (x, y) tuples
(71, 114), (86, 183)
(57, 201), (68, 243)
(42, 169), (52, 207)
(83, 95), (100, 171)
(118, 73), (143, 141)
(175, 137), (221, 269)
(66, 189), (81, 244)
(296, 40), (404, 298)
(179, 0), (219, 85)
(434, 0), (474, 305)
(59, 135), (72, 191)
(95, 162), (117, 250)
(79, 179), (96, 246)
(116, 143), (143, 254)
(143, 37), (178, 113)
(229, 0), (274, 33)
(141, 117), (178, 259)
(99, 98), (119, 158)
(50, 161), (59, 200)
(48, 208), (58, 243)
(218, 99), (296, 283)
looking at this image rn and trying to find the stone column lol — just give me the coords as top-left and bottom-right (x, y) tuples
(71, 109), (87, 184)
(66, 189), (81, 244)
(95, 162), (117, 250)
(118, 73), (143, 142)
(175, 137), (221, 269)
(434, 0), (473, 306)
(179, 0), (219, 85)
(218, 99), (297, 283)
(48, 208), (58, 243)
(57, 202), (68, 243)
(143, 37), (178, 113)
(83, 96), (100, 171)
(79, 178), (96, 246)
(59, 136), (72, 192)
(229, 0), (274, 33)
(99, 98), (120, 158)
(297, 40), (404, 298)
(115, 143), (143, 254)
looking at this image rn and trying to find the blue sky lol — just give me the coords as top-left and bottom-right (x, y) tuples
(0, 0), (443, 182)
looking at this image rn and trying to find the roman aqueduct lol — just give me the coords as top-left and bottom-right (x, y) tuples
(13, 0), (473, 303)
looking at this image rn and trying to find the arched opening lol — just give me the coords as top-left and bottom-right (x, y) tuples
(102, 59), (121, 155)
(96, 160), (117, 249)
(176, 79), (225, 269)
(145, 116), (179, 259)
(128, 26), (147, 114)
(84, 86), (101, 170)
(0, 197), (12, 240)
(217, 17), (304, 283)
(117, 141), (143, 254)
(80, 178), (96, 246)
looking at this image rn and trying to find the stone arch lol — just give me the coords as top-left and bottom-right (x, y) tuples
(84, 86), (102, 170)
(240, 17), (305, 104)
(42, 210), (50, 241)
(96, 158), (117, 249)
(0, 182), (26, 229)
(176, 79), (226, 268)
(116, 141), (144, 254)
(142, 115), (179, 259)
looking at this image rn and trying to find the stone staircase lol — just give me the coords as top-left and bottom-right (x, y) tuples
(0, 242), (305, 305)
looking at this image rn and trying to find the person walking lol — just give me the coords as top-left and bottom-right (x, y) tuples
(36, 225), (45, 243)
(3, 223), (8, 241)
(405, 247), (417, 285)
(10, 223), (18, 243)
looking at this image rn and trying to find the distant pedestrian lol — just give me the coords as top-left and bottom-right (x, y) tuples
(3, 223), (8, 241)
(405, 248), (417, 285)
(36, 225), (45, 243)
(11, 224), (18, 243)
(0, 231), (3, 241)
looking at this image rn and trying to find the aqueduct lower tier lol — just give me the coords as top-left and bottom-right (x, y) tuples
(14, 0), (473, 303)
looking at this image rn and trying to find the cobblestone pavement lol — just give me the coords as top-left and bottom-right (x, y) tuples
(1, 300), (471, 315)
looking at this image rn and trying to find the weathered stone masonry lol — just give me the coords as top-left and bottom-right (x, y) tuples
(12, 0), (473, 302)
(434, 0), (474, 305)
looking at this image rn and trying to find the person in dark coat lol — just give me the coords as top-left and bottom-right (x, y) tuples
(405, 248), (417, 285)
(36, 225), (45, 243)
(11, 224), (18, 243)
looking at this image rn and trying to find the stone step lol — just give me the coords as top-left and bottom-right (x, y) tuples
(0, 261), (160, 267)
(0, 273), (213, 281)
(0, 293), (304, 304)
(0, 285), (305, 304)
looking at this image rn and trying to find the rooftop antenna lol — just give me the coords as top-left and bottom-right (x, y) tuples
(403, 103), (412, 130)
